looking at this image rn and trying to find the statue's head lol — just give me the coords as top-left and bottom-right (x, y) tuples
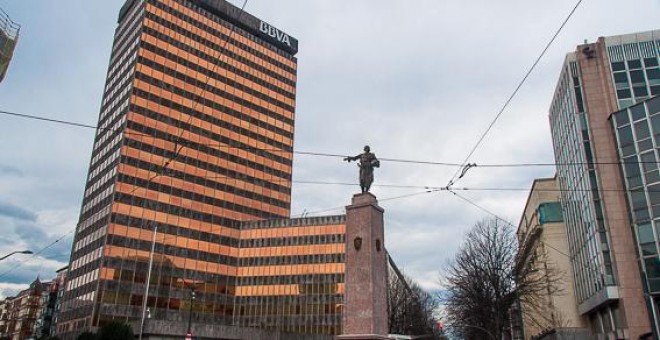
(364, 145), (370, 152)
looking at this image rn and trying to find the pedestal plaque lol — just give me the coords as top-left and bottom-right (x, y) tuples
(338, 193), (389, 340)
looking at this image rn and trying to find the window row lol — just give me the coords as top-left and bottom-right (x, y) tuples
(145, 3), (296, 77)
(128, 98), (293, 167)
(157, 0), (296, 67)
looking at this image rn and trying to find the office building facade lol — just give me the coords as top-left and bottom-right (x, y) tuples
(234, 216), (345, 335)
(58, 0), (300, 335)
(0, 7), (19, 83)
(611, 96), (660, 335)
(0, 279), (48, 340)
(514, 177), (587, 339)
(549, 30), (660, 339)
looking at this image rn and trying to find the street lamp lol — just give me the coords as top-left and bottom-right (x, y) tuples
(0, 250), (33, 261)
(139, 226), (158, 340)
(187, 287), (196, 339)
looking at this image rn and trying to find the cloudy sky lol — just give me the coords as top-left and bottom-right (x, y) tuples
(0, 0), (658, 297)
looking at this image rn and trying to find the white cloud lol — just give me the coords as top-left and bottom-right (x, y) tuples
(0, 0), (658, 292)
(0, 283), (29, 299)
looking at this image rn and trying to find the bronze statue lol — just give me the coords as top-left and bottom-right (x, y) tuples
(344, 145), (380, 193)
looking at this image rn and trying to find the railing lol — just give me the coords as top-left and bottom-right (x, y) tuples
(0, 7), (20, 40)
(0, 6), (19, 82)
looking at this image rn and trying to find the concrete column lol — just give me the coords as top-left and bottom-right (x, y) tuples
(577, 39), (651, 338)
(338, 193), (389, 340)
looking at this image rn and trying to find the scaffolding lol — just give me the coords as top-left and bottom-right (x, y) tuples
(0, 7), (19, 83)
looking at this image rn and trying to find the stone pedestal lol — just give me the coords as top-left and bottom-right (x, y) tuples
(338, 193), (388, 340)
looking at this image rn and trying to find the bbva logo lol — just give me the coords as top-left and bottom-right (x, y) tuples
(259, 21), (291, 47)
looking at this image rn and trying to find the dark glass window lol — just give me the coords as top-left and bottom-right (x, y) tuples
(642, 243), (658, 256)
(641, 152), (658, 173)
(634, 86), (649, 98)
(635, 121), (651, 140)
(631, 104), (647, 121)
(617, 89), (632, 99)
(539, 202), (563, 224)
(648, 68), (660, 86)
(651, 86), (660, 96)
(613, 109), (629, 127)
(648, 97), (660, 115)
(648, 184), (660, 206)
(618, 126), (634, 146)
(631, 189), (648, 209)
(639, 139), (654, 152)
(611, 62), (626, 72)
(574, 88), (585, 112)
(614, 72), (629, 88)
(645, 58), (659, 67)
(628, 59), (642, 69)
(646, 170), (660, 185)
(630, 70), (646, 84)
(645, 258), (660, 278)
(624, 157), (642, 188)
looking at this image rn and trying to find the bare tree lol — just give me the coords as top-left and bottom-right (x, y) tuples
(388, 267), (443, 338)
(441, 218), (562, 340)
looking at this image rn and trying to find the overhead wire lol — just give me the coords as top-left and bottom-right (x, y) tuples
(290, 188), (441, 218)
(445, 0), (585, 188)
(448, 190), (572, 259)
(0, 187), (442, 279)
(0, 229), (76, 280)
(0, 0), (254, 280)
(142, 0), (250, 178)
(6, 108), (660, 169)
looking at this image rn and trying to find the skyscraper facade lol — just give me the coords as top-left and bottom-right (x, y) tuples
(611, 96), (660, 336)
(235, 216), (346, 335)
(58, 0), (299, 335)
(549, 30), (660, 339)
(0, 7), (19, 83)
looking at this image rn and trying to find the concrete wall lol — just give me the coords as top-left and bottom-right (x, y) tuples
(517, 178), (587, 338)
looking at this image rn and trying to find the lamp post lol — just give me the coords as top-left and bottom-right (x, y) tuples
(0, 250), (33, 261)
(139, 225), (158, 340)
(186, 287), (196, 339)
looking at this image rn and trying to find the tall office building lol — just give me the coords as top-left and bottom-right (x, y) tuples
(58, 0), (299, 335)
(611, 96), (660, 336)
(0, 7), (20, 83)
(549, 30), (660, 339)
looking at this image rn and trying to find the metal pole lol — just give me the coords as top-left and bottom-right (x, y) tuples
(647, 293), (659, 340)
(187, 288), (196, 337)
(139, 225), (158, 340)
(0, 250), (33, 261)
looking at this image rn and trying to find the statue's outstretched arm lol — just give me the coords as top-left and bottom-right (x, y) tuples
(344, 155), (359, 162)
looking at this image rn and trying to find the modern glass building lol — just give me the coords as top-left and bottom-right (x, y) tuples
(57, 0), (302, 336)
(235, 216), (346, 335)
(549, 30), (660, 339)
(0, 7), (19, 83)
(611, 96), (660, 335)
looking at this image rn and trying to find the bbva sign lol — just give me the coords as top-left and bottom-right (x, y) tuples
(259, 21), (291, 47)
